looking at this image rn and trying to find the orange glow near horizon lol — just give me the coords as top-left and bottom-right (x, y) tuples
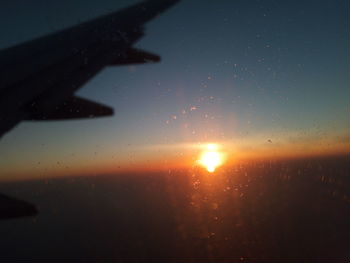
(198, 144), (225, 173)
(2, 132), (350, 182)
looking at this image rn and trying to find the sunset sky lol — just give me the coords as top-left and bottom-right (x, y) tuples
(1, 0), (349, 181)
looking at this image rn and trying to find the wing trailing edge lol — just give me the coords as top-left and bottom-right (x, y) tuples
(25, 95), (114, 121)
(110, 48), (161, 65)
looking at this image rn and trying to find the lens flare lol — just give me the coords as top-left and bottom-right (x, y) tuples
(198, 144), (225, 173)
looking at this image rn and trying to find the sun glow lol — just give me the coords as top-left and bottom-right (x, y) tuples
(198, 144), (225, 173)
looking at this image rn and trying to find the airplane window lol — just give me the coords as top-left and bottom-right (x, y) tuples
(0, 0), (349, 262)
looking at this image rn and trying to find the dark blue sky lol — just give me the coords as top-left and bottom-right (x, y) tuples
(1, 0), (350, 179)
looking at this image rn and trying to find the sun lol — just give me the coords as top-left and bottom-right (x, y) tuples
(198, 144), (225, 173)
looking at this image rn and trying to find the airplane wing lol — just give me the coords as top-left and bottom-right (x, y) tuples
(0, 193), (38, 220)
(0, 0), (180, 139)
(0, 0), (180, 219)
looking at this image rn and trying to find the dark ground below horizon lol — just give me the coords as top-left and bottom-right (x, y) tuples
(1, 157), (350, 263)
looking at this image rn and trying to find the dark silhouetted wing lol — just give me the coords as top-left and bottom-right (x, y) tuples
(0, 0), (180, 138)
(0, 193), (38, 220)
